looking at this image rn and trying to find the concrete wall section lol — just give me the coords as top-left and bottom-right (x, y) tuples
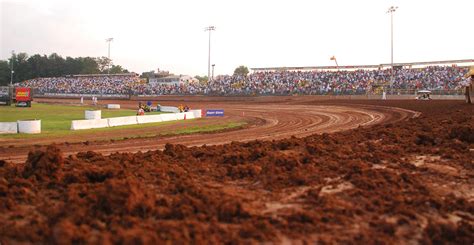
(160, 113), (178, 122)
(18, 120), (41, 134)
(71, 110), (203, 130)
(107, 116), (138, 127)
(190, 109), (202, 118)
(0, 122), (18, 134)
(185, 112), (195, 119)
(431, 95), (464, 100)
(136, 115), (163, 124)
(71, 119), (109, 130)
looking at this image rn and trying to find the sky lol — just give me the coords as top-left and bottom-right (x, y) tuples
(1, 0), (473, 76)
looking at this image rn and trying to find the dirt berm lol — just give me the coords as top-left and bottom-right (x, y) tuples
(0, 100), (473, 244)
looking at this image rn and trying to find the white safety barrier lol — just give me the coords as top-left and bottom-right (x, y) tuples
(176, 112), (193, 120)
(85, 110), (101, 120)
(160, 113), (178, 122)
(190, 110), (202, 118)
(107, 104), (121, 109)
(107, 116), (138, 127)
(136, 114), (163, 124)
(160, 106), (180, 113)
(0, 122), (18, 134)
(71, 109), (203, 130)
(184, 112), (195, 119)
(18, 120), (41, 134)
(71, 119), (109, 130)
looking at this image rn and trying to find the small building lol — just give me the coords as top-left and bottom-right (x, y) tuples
(149, 75), (198, 86)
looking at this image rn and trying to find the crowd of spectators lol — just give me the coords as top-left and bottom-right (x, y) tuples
(21, 75), (139, 95)
(19, 66), (470, 96)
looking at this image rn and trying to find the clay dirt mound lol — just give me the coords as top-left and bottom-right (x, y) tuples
(0, 100), (473, 244)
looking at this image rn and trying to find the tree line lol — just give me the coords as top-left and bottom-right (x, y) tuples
(0, 52), (130, 86)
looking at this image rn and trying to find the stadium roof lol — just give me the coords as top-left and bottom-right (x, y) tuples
(250, 59), (474, 72)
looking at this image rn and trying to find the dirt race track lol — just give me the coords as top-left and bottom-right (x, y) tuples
(0, 97), (418, 163)
(0, 97), (473, 244)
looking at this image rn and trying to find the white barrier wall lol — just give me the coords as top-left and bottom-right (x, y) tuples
(71, 119), (109, 130)
(136, 114), (163, 124)
(185, 112), (195, 119)
(70, 109), (203, 130)
(85, 110), (101, 120)
(107, 116), (138, 127)
(190, 110), (202, 118)
(18, 120), (41, 134)
(107, 104), (121, 109)
(160, 113), (178, 122)
(0, 122), (18, 134)
(176, 112), (194, 120)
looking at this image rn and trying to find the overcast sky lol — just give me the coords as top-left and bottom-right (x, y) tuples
(1, 0), (473, 76)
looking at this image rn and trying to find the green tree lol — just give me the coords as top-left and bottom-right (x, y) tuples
(10, 52), (30, 83)
(233, 65), (249, 76)
(0, 61), (11, 86)
(64, 57), (83, 75)
(0, 52), (133, 84)
(95, 56), (112, 73)
(140, 71), (154, 78)
(48, 53), (66, 77)
(27, 54), (50, 78)
(110, 65), (129, 74)
(77, 57), (100, 74)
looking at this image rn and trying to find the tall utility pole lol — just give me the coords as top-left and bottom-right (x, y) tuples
(204, 26), (216, 81)
(10, 50), (14, 86)
(106, 38), (114, 74)
(387, 6), (398, 88)
(330, 56), (339, 70)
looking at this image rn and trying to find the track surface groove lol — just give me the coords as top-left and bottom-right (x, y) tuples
(0, 98), (418, 164)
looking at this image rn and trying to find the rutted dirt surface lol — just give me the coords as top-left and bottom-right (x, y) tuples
(0, 97), (416, 163)
(0, 98), (473, 244)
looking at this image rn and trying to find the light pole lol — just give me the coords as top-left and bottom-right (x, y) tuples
(330, 56), (339, 70)
(106, 38), (113, 74)
(204, 26), (216, 81)
(10, 50), (14, 86)
(212, 64), (215, 80)
(387, 6), (398, 88)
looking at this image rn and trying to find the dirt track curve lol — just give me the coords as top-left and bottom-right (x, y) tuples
(1, 99), (472, 244)
(0, 98), (419, 164)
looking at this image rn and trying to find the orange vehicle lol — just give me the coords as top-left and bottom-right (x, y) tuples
(15, 87), (33, 107)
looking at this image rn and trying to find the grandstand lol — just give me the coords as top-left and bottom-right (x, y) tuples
(17, 59), (473, 97)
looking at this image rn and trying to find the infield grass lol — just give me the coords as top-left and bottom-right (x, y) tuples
(0, 103), (161, 135)
(0, 103), (245, 140)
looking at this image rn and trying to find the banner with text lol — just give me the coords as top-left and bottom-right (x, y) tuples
(205, 109), (224, 117)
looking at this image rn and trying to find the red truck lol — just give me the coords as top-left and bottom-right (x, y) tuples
(15, 87), (33, 107)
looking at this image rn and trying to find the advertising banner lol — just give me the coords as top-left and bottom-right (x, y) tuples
(205, 109), (224, 117)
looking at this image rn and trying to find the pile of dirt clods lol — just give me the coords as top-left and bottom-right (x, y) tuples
(0, 102), (473, 244)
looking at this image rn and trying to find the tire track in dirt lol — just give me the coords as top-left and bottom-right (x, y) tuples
(0, 104), (418, 164)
